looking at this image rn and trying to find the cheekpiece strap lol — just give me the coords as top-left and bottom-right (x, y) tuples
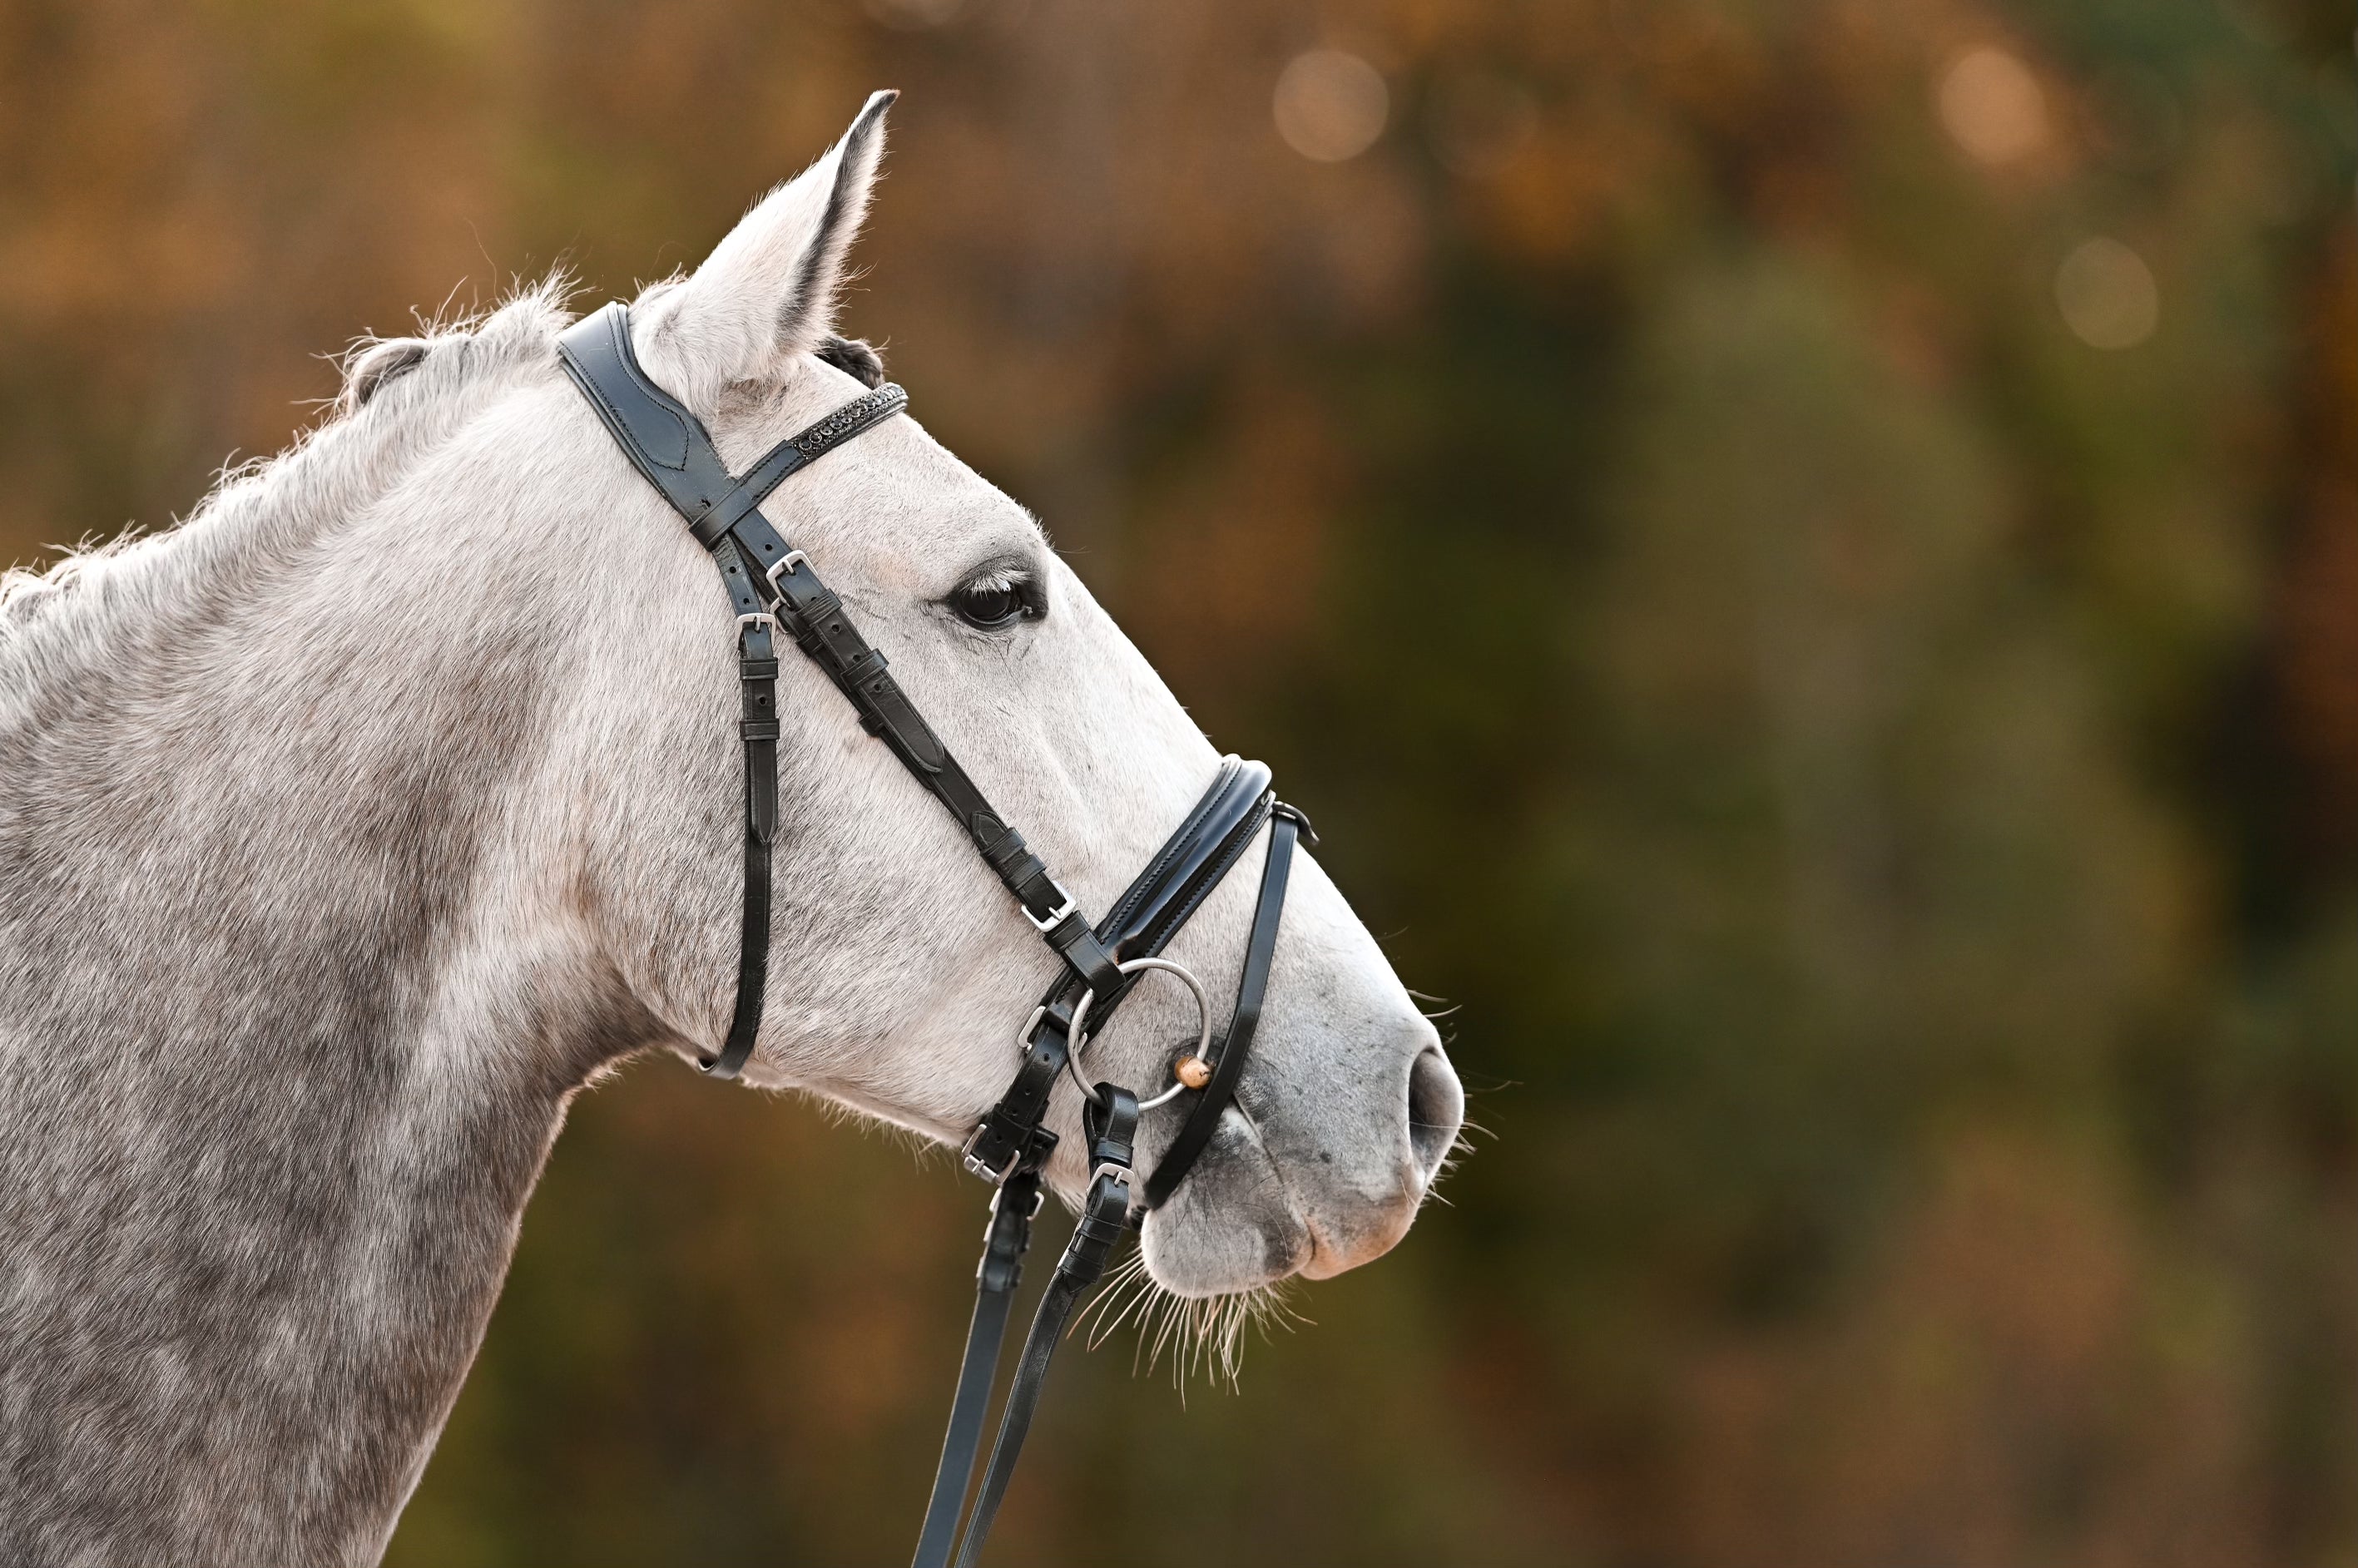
(557, 301), (1129, 1081)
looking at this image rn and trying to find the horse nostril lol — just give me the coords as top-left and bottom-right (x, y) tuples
(1404, 1046), (1464, 1187)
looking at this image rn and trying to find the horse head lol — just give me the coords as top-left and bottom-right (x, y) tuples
(477, 93), (1465, 1295)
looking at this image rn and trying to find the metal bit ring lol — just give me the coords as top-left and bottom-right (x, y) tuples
(1062, 957), (1212, 1112)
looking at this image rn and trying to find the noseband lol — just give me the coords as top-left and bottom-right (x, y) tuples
(557, 304), (1308, 1567)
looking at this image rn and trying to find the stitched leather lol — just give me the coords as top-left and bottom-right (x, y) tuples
(1142, 807), (1303, 1208)
(909, 1165), (1040, 1568)
(957, 759), (1274, 1184)
(931, 1090), (1138, 1568)
(559, 305), (731, 504)
(558, 303), (1132, 1072)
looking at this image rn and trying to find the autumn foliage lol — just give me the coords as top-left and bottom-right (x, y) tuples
(2, 1), (2354, 1563)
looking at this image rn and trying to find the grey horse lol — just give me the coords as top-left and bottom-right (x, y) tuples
(0, 94), (1464, 1566)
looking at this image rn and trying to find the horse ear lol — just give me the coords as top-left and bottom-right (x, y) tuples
(816, 334), (886, 388)
(338, 337), (429, 413)
(633, 90), (895, 407)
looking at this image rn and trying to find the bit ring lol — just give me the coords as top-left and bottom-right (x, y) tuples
(1062, 957), (1211, 1111)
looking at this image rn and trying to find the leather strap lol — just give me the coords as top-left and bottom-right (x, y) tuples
(958, 759), (1274, 1184)
(924, 799), (1298, 1568)
(1142, 804), (1307, 1209)
(711, 537), (781, 1078)
(924, 1088), (1138, 1568)
(556, 302), (1123, 1078)
(689, 382), (913, 551)
(909, 1165), (1041, 1568)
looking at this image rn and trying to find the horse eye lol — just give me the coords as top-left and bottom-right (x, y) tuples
(949, 578), (1033, 631)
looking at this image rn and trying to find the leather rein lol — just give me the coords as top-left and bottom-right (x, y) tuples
(556, 304), (1306, 1568)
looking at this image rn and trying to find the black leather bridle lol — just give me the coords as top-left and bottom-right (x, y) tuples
(557, 304), (1308, 1567)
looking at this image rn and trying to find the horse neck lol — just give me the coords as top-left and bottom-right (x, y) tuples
(0, 373), (663, 1567)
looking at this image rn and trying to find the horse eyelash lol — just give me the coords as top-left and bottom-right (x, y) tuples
(945, 561), (1048, 625)
(964, 564), (1031, 594)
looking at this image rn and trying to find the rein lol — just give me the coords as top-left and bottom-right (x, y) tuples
(556, 304), (1306, 1567)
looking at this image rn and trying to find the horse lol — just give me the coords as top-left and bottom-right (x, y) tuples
(0, 94), (1464, 1566)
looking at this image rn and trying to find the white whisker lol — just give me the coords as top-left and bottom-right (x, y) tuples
(1072, 1244), (1307, 1393)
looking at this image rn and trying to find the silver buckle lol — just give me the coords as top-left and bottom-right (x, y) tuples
(1089, 1161), (1133, 1195)
(763, 549), (810, 592)
(1023, 881), (1077, 932)
(960, 1125), (1013, 1184)
(736, 611), (778, 634)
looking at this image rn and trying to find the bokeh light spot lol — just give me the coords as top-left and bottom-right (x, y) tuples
(2054, 238), (2159, 349)
(1274, 50), (1390, 163)
(1937, 47), (2048, 165)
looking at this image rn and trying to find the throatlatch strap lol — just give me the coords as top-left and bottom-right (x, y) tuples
(711, 536), (781, 1078)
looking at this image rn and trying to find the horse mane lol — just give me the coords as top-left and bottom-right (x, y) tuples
(0, 278), (577, 717)
(0, 279), (892, 715)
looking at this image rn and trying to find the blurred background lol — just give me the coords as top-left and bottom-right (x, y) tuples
(4, 0), (2356, 1562)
